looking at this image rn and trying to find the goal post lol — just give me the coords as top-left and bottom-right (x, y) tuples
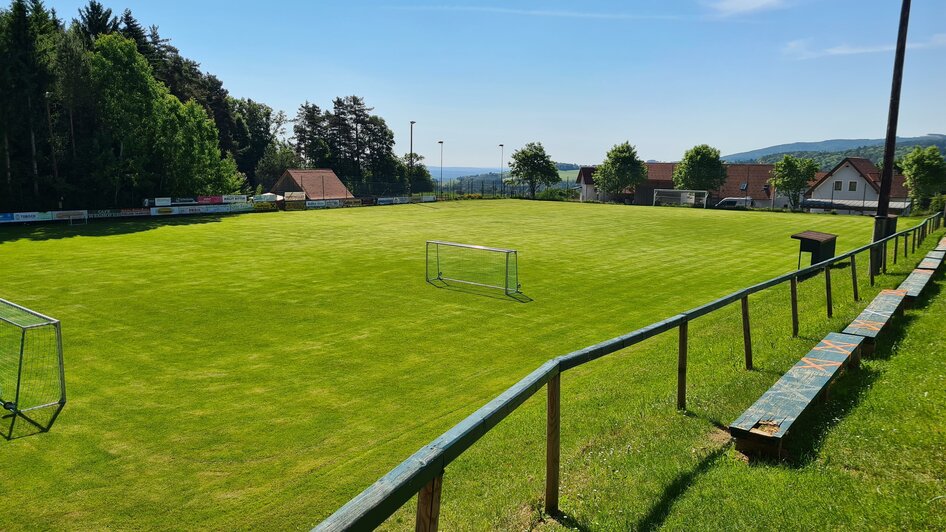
(653, 189), (709, 208)
(426, 240), (521, 295)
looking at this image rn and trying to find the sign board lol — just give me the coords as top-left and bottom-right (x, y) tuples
(173, 197), (197, 205)
(306, 200), (343, 209)
(0, 213), (14, 223)
(197, 195), (223, 204)
(222, 195), (247, 203)
(284, 201), (306, 211)
(253, 202), (278, 212)
(421, 196), (437, 203)
(155, 197), (172, 207)
(284, 191), (306, 201)
(14, 212), (53, 222)
(252, 193), (278, 202)
(52, 210), (88, 220)
(151, 207), (179, 216)
(228, 202), (253, 212)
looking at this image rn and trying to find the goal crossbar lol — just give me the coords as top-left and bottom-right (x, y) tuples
(426, 240), (521, 295)
(426, 240), (517, 254)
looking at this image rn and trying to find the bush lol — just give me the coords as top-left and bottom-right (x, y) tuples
(927, 194), (946, 214)
(536, 188), (578, 201)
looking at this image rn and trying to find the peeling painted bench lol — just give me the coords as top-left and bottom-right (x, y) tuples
(898, 269), (935, 299)
(729, 332), (865, 457)
(842, 289), (907, 354)
(935, 238), (946, 252)
(918, 250), (944, 271)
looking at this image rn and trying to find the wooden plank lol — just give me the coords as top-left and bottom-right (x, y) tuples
(917, 257), (941, 271)
(729, 333), (863, 445)
(415, 473), (443, 532)
(677, 322), (688, 410)
(742, 296), (753, 370)
(842, 289), (906, 339)
(926, 250), (945, 261)
(898, 269), (934, 298)
(545, 374), (560, 515)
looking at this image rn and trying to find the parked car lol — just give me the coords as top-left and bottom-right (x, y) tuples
(715, 197), (753, 208)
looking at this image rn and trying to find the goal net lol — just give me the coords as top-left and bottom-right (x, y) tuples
(653, 189), (709, 208)
(426, 241), (521, 295)
(0, 298), (66, 440)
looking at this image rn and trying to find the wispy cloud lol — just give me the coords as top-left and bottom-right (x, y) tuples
(784, 34), (946, 60)
(389, 5), (679, 21)
(705, 0), (787, 17)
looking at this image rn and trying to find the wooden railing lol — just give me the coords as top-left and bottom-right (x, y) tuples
(315, 211), (944, 532)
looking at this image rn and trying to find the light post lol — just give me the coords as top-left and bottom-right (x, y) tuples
(438, 140), (444, 197)
(408, 120), (416, 197)
(499, 144), (504, 197)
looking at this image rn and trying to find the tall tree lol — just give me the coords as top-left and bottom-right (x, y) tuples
(593, 141), (648, 198)
(118, 9), (152, 61)
(509, 141), (559, 198)
(401, 152), (433, 193)
(672, 144), (728, 191)
(900, 145), (946, 205)
(292, 101), (330, 167)
(254, 140), (300, 191)
(76, 0), (117, 44)
(768, 154), (818, 210)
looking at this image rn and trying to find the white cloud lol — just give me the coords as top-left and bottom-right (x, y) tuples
(784, 33), (946, 60)
(706, 0), (787, 16)
(390, 5), (678, 21)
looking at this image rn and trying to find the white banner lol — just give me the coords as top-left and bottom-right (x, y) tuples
(155, 197), (172, 207)
(222, 194), (247, 203)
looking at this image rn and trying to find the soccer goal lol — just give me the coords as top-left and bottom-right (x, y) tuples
(426, 240), (521, 295)
(653, 189), (709, 208)
(0, 298), (66, 440)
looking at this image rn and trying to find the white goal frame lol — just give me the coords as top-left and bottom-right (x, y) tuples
(653, 189), (709, 208)
(426, 240), (521, 295)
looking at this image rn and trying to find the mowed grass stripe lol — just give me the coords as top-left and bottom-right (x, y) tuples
(0, 201), (927, 529)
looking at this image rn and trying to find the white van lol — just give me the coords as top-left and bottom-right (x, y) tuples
(715, 197), (753, 208)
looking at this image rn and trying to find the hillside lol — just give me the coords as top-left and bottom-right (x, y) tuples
(756, 138), (946, 171)
(724, 134), (946, 162)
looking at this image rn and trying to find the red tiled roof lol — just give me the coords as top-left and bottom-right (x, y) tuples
(272, 169), (353, 200)
(806, 157), (909, 198)
(644, 162), (677, 181)
(713, 164), (776, 200)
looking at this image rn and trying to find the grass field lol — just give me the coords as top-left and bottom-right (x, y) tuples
(0, 200), (942, 530)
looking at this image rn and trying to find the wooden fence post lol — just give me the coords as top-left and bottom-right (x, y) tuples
(850, 254), (859, 301)
(677, 321), (688, 410)
(416, 473), (443, 532)
(882, 242), (888, 273)
(741, 296), (752, 370)
(904, 234), (908, 258)
(893, 236), (898, 264)
(869, 246), (876, 286)
(790, 277), (799, 337)
(545, 373), (560, 515)
(825, 266), (832, 318)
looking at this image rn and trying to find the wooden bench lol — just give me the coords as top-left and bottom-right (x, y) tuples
(898, 268), (935, 299)
(842, 289), (907, 354)
(729, 332), (865, 457)
(936, 238), (946, 252)
(917, 250), (944, 271)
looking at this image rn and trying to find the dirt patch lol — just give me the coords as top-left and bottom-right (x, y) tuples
(708, 427), (732, 446)
(752, 420), (780, 435)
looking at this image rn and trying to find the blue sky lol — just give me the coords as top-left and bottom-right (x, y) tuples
(49, 0), (946, 166)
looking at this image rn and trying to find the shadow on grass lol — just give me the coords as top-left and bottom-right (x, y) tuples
(0, 215), (226, 244)
(426, 279), (533, 303)
(633, 445), (729, 531)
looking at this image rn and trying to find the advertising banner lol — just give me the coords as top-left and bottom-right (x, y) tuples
(0, 213), (14, 223)
(228, 202), (253, 212)
(122, 208), (150, 217)
(202, 205), (230, 214)
(222, 195), (247, 203)
(53, 210), (88, 220)
(14, 212), (53, 222)
(343, 198), (362, 207)
(421, 196), (437, 203)
(90, 209), (121, 219)
(173, 197), (197, 205)
(151, 207), (179, 216)
(253, 202), (278, 212)
(155, 197), (172, 207)
(284, 201), (306, 211)
(177, 206), (204, 215)
(197, 195), (223, 204)
(377, 197), (395, 205)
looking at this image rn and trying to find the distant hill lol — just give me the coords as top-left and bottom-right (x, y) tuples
(754, 136), (946, 171)
(723, 134), (946, 162)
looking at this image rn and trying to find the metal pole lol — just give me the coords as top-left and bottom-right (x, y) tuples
(677, 322), (688, 410)
(438, 140), (443, 197)
(741, 296), (753, 370)
(545, 373), (560, 515)
(790, 277), (799, 337)
(872, 0), (911, 273)
(851, 254), (859, 302)
(499, 144), (504, 193)
(409, 121), (415, 197)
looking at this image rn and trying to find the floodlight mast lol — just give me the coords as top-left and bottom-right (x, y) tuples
(872, 0), (911, 274)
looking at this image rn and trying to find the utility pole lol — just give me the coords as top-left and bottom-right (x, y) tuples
(438, 140), (444, 197)
(408, 120), (415, 197)
(873, 0), (911, 274)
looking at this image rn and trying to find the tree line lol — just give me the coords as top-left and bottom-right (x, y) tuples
(0, 0), (433, 212)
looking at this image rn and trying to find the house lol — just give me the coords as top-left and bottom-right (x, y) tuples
(803, 157), (912, 215)
(576, 164), (673, 204)
(576, 166), (600, 201)
(270, 169), (353, 200)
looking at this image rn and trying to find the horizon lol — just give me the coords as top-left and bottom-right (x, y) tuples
(44, 0), (946, 166)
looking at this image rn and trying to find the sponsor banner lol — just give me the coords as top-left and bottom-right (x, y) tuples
(306, 200), (343, 209)
(222, 194), (247, 203)
(377, 197), (395, 205)
(252, 193), (278, 203)
(284, 191), (306, 201)
(228, 202), (253, 212)
(360, 197), (377, 206)
(0, 213), (14, 223)
(122, 208), (150, 217)
(14, 211), (53, 222)
(343, 198), (362, 207)
(177, 206), (204, 215)
(421, 196), (437, 203)
(151, 207), (179, 216)
(202, 205), (230, 214)
(395, 196), (410, 204)
(197, 195), (223, 204)
(53, 210), (88, 220)
(174, 197), (197, 205)
(89, 209), (122, 219)
(253, 201), (278, 212)
(155, 197), (172, 207)
(284, 201), (306, 211)
(143, 199), (155, 207)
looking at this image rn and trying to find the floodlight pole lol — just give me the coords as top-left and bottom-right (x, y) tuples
(409, 120), (416, 197)
(872, 0), (911, 274)
(438, 140), (444, 197)
(499, 144), (504, 196)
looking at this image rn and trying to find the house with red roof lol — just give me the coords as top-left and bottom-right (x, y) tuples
(271, 169), (353, 201)
(803, 157), (912, 215)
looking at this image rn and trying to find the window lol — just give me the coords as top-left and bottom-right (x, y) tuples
(849, 181), (857, 192)
(834, 181), (843, 191)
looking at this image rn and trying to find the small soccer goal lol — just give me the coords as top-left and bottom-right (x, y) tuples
(426, 240), (521, 295)
(0, 298), (66, 440)
(653, 189), (709, 208)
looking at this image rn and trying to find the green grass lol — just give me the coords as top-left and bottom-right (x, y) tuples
(0, 201), (941, 530)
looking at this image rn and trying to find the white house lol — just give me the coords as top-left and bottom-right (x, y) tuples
(804, 157), (912, 215)
(576, 166), (601, 202)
